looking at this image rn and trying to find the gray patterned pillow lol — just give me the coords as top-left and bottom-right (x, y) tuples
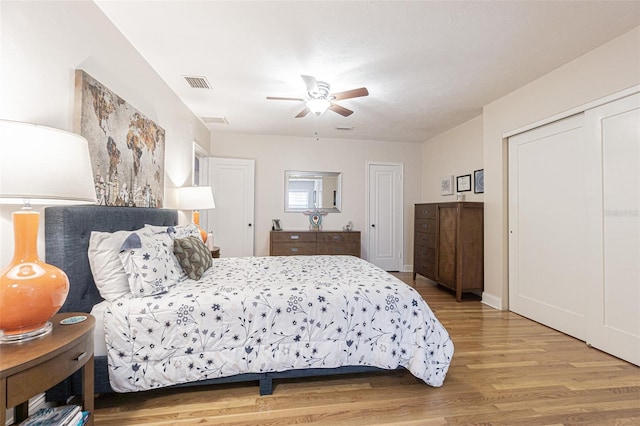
(173, 235), (213, 280)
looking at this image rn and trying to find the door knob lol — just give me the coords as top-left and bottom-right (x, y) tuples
(248, 223), (252, 227)
(371, 224), (376, 228)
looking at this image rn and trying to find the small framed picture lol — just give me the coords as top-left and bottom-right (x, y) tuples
(456, 174), (472, 192)
(440, 175), (454, 196)
(272, 219), (282, 231)
(474, 169), (484, 194)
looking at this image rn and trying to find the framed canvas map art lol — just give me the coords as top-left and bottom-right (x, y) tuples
(74, 70), (165, 207)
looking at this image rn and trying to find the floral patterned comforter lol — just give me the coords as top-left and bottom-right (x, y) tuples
(104, 255), (453, 392)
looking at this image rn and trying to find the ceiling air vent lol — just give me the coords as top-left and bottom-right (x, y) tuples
(202, 116), (229, 125)
(335, 125), (354, 131)
(183, 75), (211, 89)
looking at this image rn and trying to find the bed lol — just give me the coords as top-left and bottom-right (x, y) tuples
(44, 205), (453, 400)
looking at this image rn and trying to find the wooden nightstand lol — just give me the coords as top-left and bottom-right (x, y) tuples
(210, 246), (220, 258)
(0, 312), (95, 425)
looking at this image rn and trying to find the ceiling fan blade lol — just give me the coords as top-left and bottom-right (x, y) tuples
(266, 96), (305, 101)
(295, 107), (310, 118)
(329, 103), (353, 117)
(331, 87), (369, 101)
(301, 75), (318, 93)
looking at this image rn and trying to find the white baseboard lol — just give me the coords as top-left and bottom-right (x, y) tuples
(481, 292), (503, 310)
(402, 264), (413, 273)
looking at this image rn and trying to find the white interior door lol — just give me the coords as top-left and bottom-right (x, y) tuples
(585, 93), (640, 366)
(508, 114), (595, 341)
(367, 162), (403, 271)
(202, 157), (255, 257)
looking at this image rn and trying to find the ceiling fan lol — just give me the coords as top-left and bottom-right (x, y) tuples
(267, 75), (369, 118)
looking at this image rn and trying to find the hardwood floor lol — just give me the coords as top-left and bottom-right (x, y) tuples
(94, 273), (640, 425)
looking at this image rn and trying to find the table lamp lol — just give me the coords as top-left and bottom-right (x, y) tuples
(176, 186), (215, 242)
(0, 120), (97, 343)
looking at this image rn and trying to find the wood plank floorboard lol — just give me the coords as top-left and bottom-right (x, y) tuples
(94, 273), (640, 425)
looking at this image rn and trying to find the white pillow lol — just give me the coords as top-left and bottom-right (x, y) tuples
(88, 230), (137, 301)
(119, 229), (182, 297)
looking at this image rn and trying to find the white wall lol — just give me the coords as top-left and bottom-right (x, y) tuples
(419, 27), (640, 310)
(482, 26), (640, 309)
(0, 1), (210, 267)
(421, 115), (484, 202)
(209, 132), (422, 268)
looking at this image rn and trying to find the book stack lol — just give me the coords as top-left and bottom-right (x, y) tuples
(19, 405), (89, 426)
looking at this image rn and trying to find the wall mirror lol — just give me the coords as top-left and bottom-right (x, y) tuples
(284, 170), (342, 212)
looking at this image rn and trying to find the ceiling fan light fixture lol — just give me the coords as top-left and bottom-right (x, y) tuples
(267, 75), (367, 118)
(306, 98), (330, 116)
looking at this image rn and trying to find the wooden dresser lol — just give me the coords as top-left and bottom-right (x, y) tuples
(414, 202), (483, 301)
(270, 231), (361, 257)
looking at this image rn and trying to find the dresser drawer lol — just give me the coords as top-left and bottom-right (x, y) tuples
(270, 231), (360, 257)
(316, 243), (360, 256)
(414, 246), (435, 263)
(270, 242), (317, 256)
(415, 218), (436, 234)
(317, 232), (360, 244)
(414, 232), (436, 248)
(6, 334), (93, 407)
(414, 260), (436, 280)
(415, 204), (437, 219)
(271, 232), (317, 243)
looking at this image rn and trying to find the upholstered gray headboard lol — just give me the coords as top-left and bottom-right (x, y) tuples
(44, 205), (178, 313)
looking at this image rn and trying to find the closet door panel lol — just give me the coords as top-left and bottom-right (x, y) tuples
(586, 93), (640, 366)
(508, 114), (591, 341)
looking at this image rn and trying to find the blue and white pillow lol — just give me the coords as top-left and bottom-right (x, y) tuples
(119, 230), (181, 297)
(144, 223), (202, 280)
(144, 223), (201, 240)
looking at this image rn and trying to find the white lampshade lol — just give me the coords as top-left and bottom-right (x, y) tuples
(0, 120), (97, 343)
(0, 120), (97, 205)
(176, 186), (215, 210)
(306, 98), (331, 116)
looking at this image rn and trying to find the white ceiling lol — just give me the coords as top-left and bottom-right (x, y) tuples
(95, 1), (640, 144)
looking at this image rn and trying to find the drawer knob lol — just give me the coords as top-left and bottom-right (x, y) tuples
(290, 235), (299, 240)
(291, 248), (299, 252)
(74, 352), (87, 362)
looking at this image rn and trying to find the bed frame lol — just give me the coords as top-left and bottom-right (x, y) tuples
(44, 205), (389, 401)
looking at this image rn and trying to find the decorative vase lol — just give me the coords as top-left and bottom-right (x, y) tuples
(192, 210), (208, 242)
(0, 210), (69, 343)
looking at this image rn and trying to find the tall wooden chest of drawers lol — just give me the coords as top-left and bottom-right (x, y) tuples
(270, 231), (361, 257)
(414, 202), (483, 301)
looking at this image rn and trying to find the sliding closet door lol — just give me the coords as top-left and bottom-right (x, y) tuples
(585, 93), (640, 366)
(508, 114), (598, 341)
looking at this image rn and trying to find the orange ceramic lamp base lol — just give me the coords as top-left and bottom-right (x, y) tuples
(0, 210), (69, 343)
(192, 210), (208, 242)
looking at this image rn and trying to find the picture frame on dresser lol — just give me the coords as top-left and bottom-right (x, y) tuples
(456, 174), (472, 192)
(440, 175), (454, 195)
